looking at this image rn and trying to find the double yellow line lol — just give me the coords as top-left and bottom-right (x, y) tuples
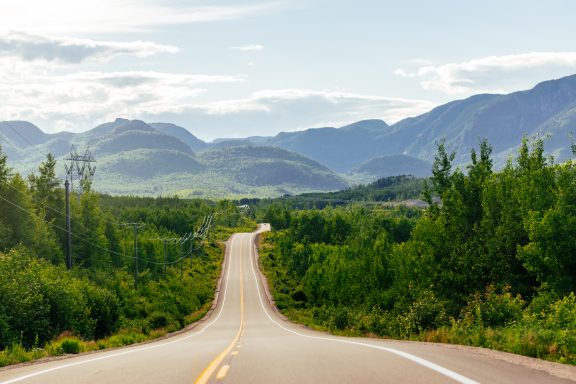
(194, 236), (245, 384)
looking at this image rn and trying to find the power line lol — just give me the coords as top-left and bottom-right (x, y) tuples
(0, 177), (119, 238)
(0, 192), (136, 262)
(0, 185), (220, 275)
(120, 222), (145, 289)
(0, 119), (49, 160)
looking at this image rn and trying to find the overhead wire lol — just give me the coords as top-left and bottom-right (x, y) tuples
(0, 193), (136, 262)
(0, 162), (220, 269)
(0, 118), (50, 160)
(0, 119), (224, 273)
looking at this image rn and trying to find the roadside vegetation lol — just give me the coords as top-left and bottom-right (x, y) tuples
(257, 138), (576, 364)
(0, 146), (255, 367)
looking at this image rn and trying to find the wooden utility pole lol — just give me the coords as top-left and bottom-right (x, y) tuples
(65, 179), (72, 269)
(122, 223), (144, 289)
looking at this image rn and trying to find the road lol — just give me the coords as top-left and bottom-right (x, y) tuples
(1, 225), (575, 384)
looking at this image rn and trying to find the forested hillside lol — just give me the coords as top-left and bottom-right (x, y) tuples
(248, 175), (425, 210)
(0, 145), (255, 366)
(258, 138), (576, 364)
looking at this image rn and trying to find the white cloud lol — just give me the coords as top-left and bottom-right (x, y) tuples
(203, 89), (434, 122)
(0, 58), (247, 133)
(141, 89), (437, 140)
(0, 62), (436, 140)
(228, 44), (264, 51)
(0, 1), (283, 35)
(394, 52), (576, 95)
(0, 31), (178, 63)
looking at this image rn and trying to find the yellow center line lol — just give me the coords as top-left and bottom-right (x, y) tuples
(193, 236), (245, 384)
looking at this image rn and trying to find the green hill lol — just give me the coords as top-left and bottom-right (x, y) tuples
(354, 155), (431, 178)
(198, 145), (347, 190)
(98, 149), (205, 178)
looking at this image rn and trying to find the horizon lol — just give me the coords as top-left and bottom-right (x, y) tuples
(1, 1), (576, 141)
(5, 73), (572, 143)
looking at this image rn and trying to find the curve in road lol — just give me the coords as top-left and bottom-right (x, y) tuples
(0, 225), (574, 383)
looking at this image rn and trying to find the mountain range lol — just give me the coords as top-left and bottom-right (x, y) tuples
(1, 74), (575, 197)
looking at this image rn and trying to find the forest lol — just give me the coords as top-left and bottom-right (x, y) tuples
(258, 139), (576, 364)
(0, 146), (255, 366)
(243, 174), (425, 210)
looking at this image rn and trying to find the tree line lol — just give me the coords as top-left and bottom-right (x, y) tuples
(258, 138), (576, 363)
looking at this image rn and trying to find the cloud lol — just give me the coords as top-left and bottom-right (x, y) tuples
(0, 61), (436, 141)
(0, 1), (283, 35)
(0, 59), (247, 133)
(394, 52), (576, 95)
(202, 89), (433, 120)
(0, 31), (178, 63)
(228, 44), (264, 51)
(141, 89), (437, 140)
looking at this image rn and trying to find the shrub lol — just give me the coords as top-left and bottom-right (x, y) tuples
(60, 338), (81, 354)
(460, 285), (525, 327)
(148, 311), (174, 330)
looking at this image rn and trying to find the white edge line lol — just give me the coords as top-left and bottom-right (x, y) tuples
(0, 234), (240, 384)
(247, 231), (480, 384)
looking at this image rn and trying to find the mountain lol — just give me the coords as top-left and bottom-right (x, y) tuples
(3, 74), (576, 197)
(266, 119), (391, 172)
(89, 120), (194, 156)
(149, 123), (209, 152)
(198, 145), (347, 190)
(264, 75), (576, 171)
(0, 121), (48, 148)
(387, 74), (576, 166)
(2, 118), (348, 198)
(354, 155), (431, 178)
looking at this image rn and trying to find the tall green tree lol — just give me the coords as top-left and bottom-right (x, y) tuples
(0, 144), (13, 249)
(28, 153), (63, 222)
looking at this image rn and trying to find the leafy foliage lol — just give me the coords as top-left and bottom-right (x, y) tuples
(260, 137), (576, 363)
(0, 145), (256, 365)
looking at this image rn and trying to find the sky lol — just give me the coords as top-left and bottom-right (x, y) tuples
(1, 0), (576, 141)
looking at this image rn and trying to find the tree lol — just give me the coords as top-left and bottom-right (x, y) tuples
(431, 139), (456, 197)
(28, 153), (63, 222)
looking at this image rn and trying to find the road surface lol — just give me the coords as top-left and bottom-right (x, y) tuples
(1, 225), (575, 383)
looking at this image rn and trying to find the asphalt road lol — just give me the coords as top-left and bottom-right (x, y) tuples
(1, 225), (574, 384)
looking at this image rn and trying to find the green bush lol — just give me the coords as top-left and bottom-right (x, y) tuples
(60, 338), (81, 354)
(460, 285), (525, 327)
(148, 311), (174, 330)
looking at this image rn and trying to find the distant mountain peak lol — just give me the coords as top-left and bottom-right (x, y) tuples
(0, 121), (47, 148)
(113, 120), (156, 134)
(149, 122), (208, 152)
(340, 119), (389, 132)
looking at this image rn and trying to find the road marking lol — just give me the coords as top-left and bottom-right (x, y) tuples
(216, 365), (230, 380)
(231, 351), (239, 356)
(193, 237), (246, 384)
(247, 232), (480, 384)
(0, 235), (241, 384)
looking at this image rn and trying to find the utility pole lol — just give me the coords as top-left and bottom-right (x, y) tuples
(122, 223), (144, 289)
(189, 234), (193, 265)
(65, 179), (72, 269)
(180, 240), (184, 278)
(63, 145), (96, 268)
(163, 239), (167, 276)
